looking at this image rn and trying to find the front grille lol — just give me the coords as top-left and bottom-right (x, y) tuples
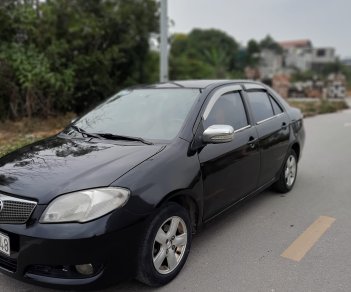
(0, 253), (17, 272)
(0, 194), (37, 224)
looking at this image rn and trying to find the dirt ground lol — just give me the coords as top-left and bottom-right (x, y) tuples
(0, 113), (75, 157)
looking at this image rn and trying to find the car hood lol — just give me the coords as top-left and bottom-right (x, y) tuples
(0, 135), (164, 204)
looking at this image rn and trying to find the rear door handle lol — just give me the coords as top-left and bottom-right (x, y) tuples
(281, 122), (287, 129)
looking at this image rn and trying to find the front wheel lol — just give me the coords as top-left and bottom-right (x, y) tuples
(274, 149), (298, 193)
(136, 202), (192, 287)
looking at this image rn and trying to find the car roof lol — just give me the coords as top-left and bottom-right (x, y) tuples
(141, 80), (265, 90)
(140, 79), (290, 110)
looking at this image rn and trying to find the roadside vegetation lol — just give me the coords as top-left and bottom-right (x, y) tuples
(2, 1), (349, 122)
(1, 99), (349, 158)
(0, 0), (159, 120)
(288, 99), (349, 117)
(0, 1), (350, 158)
(0, 113), (74, 158)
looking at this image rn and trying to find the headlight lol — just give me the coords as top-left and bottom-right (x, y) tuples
(40, 187), (130, 223)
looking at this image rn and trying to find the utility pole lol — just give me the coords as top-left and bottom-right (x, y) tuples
(160, 0), (169, 82)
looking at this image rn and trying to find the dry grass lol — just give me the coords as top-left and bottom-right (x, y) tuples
(0, 113), (75, 157)
(288, 99), (349, 117)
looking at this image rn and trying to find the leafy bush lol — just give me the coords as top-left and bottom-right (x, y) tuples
(0, 0), (159, 119)
(289, 99), (348, 116)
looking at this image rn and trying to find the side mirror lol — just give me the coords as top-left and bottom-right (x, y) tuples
(202, 125), (234, 144)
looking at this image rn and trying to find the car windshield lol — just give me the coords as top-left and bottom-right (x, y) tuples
(73, 88), (200, 141)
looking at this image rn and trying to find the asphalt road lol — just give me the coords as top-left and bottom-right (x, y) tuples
(1, 107), (351, 292)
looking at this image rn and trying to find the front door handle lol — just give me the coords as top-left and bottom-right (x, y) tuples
(247, 136), (258, 149)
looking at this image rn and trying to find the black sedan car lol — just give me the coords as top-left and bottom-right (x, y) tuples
(0, 80), (305, 289)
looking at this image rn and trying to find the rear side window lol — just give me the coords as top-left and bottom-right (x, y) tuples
(247, 91), (274, 123)
(270, 95), (283, 114)
(204, 92), (248, 130)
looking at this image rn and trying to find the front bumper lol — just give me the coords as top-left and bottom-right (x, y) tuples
(0, 207), (149, 290)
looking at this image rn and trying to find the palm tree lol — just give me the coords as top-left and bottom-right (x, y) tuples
(203, 48), (230, 78)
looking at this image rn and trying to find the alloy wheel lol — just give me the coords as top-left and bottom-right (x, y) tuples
(285, 155), (297, 187)
(152, 216), (188, 275)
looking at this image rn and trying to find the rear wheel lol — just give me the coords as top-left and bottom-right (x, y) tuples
(137, 202), (191, 287)
(274, 149), (298, 193)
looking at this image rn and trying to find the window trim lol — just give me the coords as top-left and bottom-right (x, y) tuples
(202, 85), (242, 120)
(268, 94), (284, 115)
(242, 83), (266, 90)
(256, 113), (284, 125)
(234, 124), (251, 133)
(202, 86), (250, 132)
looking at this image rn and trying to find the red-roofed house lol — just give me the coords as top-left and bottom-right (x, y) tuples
(278, 39), (313, 71)
(278, 39), (336, 72)
(279, 39), (312, 50)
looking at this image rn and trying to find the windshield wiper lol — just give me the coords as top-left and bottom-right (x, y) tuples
(70, 125), (101, 139)
(95, 133), (153, 145)
(70, 126), (153, 145)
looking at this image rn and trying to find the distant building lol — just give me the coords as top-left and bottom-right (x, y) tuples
(256, 39), (341, 98)
(279, 39), (313, 72)
(278, 39), (336, 72)
(311, 47), (336, 70)
(259, 49), (283, 79)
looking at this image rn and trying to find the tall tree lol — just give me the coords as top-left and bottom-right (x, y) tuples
(246, 39), (261, 66)
(170, 28), (239, 79)
(259, 35), (283, 53)
(0, 0), (159, 118)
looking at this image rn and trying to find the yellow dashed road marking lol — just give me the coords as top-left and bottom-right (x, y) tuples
(281, 216), (336, 262)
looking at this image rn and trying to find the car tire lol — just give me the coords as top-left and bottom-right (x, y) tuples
(136, 202), (192, 287)
(274, 149), (298, 193)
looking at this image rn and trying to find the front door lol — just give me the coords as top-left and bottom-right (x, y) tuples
(198, 88), (260, 220)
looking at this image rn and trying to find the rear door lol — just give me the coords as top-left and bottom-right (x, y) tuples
(198, 86), (260, 220)
(245, 90), (290, 186)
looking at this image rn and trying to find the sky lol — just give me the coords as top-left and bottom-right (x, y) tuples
(168, 0), (351, 58)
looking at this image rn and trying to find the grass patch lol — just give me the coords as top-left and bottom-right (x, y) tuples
(0, 136), (40, 158)
(0, 113), (75, 134)
(0, 113), (75, 158)
(288, 99), (349, 117)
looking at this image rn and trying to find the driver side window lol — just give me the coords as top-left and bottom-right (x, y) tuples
(204, 91), (248, 131)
